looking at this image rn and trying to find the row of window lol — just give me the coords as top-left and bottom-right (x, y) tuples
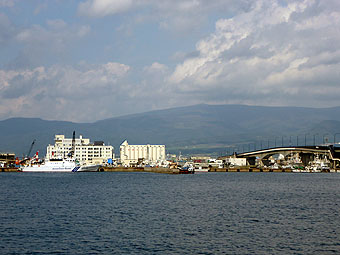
(50, 151), (111, 157)
(53, 146), (112, 150)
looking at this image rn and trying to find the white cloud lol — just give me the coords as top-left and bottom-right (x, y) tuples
(103, 62), (130, 76)
(166, 0), (340, 107)
(144, 62), (168, 74)
(78, 0), (133, 17)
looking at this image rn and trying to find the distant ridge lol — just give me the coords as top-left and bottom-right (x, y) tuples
(1, 104), (340, 156)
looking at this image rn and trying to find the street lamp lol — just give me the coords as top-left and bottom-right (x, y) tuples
(282, 135), (286, 147)
(334, 133), (340, 144)
(304, 133), (309, 146)
(323, 133), (331, 144)
(313, 133), (318, 146)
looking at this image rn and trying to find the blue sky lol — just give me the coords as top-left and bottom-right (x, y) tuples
(1, 0), (340, 122)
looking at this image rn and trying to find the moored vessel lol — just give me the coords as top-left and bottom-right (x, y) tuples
(21, 158), (80, 172)
(78, 164), (102, 172)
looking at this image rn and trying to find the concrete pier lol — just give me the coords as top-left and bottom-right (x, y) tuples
(102, 166), (180, 174)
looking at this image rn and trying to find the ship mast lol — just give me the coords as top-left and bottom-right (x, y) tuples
(69, 131), (76, 158)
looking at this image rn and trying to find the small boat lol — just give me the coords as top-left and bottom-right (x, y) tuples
(194, 165), (209, 172)
(178, 163), (195, 174)
(306, 154), (331, 173)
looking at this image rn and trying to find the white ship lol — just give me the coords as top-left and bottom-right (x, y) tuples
(21, 158), (101, 172)
(21, 131), (101, 173)
(21, 158), (79, 172)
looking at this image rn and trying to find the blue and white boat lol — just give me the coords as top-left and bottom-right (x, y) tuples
(21, 158), (79, 172)
(21, 158), (101, 172)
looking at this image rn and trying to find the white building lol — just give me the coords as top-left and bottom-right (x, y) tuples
(46, 134), (114, 165)
(120, 140), (165, 166)
(224, 157), (247, 166)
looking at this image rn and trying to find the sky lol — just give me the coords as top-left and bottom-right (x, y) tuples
(0, 0), (339, 122)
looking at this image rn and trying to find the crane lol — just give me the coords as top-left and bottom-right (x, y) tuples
(20, 139), (36, 165)
(27, 139), (36, 158)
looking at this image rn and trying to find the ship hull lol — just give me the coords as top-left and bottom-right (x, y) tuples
(78, 164), (101, 172)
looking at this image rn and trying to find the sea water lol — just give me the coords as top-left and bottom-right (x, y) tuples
(1, 172), (340, 254)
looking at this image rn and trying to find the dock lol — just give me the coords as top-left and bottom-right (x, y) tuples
(102, 166), (340, 174)
(2, 166), (339, 174)
(1, 167), (19, 172)
(102, 166), (181, 174)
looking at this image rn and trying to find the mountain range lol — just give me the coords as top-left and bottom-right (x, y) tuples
(1, 104), (340, 157)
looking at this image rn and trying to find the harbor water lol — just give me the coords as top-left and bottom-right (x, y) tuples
(1, 172), (340, 254)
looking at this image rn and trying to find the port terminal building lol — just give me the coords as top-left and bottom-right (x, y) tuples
(46, 134), (114, 166)
(0, 153), (16, 167)
(120, 140), (165, 166)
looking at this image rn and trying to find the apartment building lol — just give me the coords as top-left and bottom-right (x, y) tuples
(46, 134), (114, 165)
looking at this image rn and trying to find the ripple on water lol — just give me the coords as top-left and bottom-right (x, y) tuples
(1, 172), (340, 254)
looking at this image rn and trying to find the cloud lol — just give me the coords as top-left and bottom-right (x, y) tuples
(10, 19), (91, 69)
(167, 0), (340, 107)
(16, 21), (90, 44)
(2, 0), (340, 122)
(144, 62), (168, 74)
(78, 0), (133, 17)
(153, 0), (251, 33)
(0, 63), (131, 121)
(77, 0), (252, 33)
(46, 19), (67, 30)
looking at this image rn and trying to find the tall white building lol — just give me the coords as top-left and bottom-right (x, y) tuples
(46, 134), (114, 165)
(120, 140), (165, 166)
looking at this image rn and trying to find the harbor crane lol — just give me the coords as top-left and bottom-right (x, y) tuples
(27, 139), (36, 158)
(20, 139), (36, 164)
